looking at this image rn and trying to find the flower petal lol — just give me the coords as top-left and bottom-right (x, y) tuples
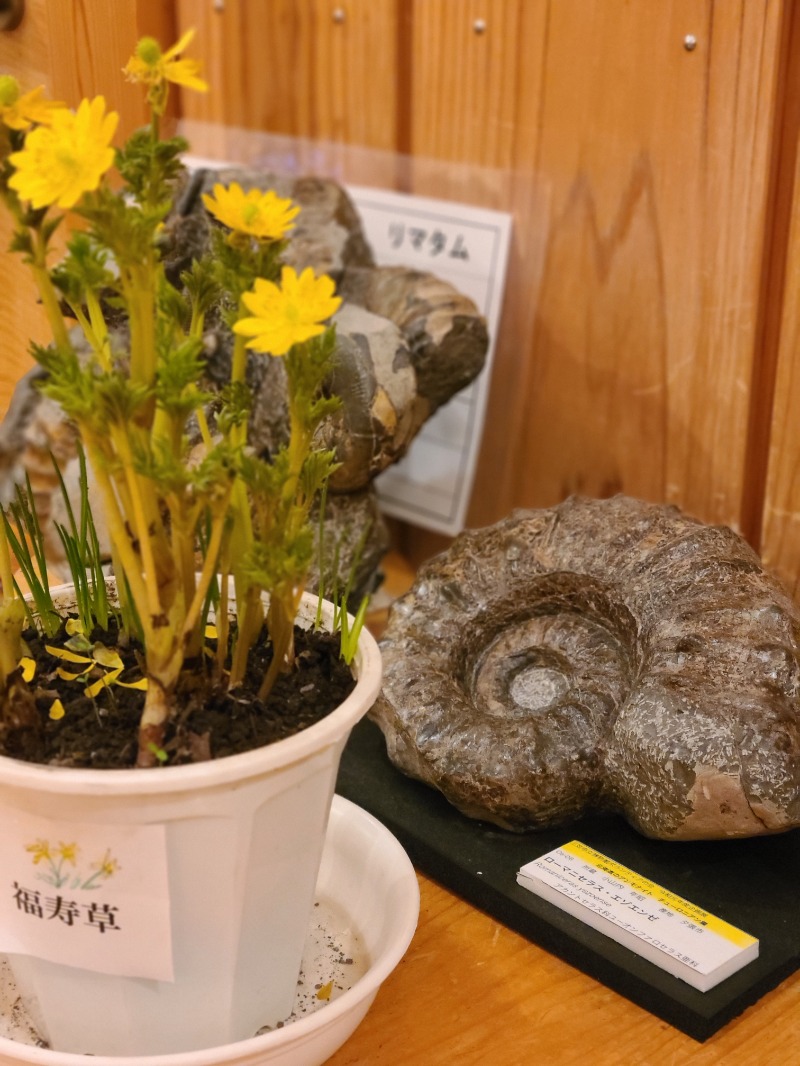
(46, 645), (94, 664)
(48, 700), (66, 721)
(85, 667), (122, 698)
(162, 27), (196, 61)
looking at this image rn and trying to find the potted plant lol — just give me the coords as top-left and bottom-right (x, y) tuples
(0, 31), (385, 1057)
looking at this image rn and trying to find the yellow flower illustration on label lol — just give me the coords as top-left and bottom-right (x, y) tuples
(25, 838), (120, 890)
(93, 849), (120, 880)
(25, 839), (52, 865)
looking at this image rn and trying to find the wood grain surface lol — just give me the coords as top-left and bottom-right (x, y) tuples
(0, 0), (54, 408)
(175, 0), (798, 580)
(177, 0), (401, 149)
(759, 4), (800, 598)
(404, 2), (784, 540)
(324, 873), (800, 1066)
(0, 0), (168, 415)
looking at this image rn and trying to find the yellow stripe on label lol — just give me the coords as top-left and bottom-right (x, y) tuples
(561, 841), (756, 948)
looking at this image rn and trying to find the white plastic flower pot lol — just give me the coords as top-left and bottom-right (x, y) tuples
(0, 795), (421, 1066)
(0, 590), (383, 1057)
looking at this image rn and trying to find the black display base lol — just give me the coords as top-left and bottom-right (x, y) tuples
(335, 718), (800, 1042)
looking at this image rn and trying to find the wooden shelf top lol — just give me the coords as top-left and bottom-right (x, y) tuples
(326, 873), (800, 1065)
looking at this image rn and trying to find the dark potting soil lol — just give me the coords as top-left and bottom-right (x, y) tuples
(0, 622), (356, 769)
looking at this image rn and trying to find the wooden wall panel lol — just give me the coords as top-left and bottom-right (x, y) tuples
(0, 0), (57, 413)
(759, 3), (800, 599)
(762, 192), (800, 598)
(177, 0), (399, 149)
(406, 1), (784, 541)
(0, 0), (169, 417)
(44, 3), (156, 127)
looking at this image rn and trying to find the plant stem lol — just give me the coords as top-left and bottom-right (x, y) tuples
(136, 677), (171, 767)
(85, 446), (153, 644)
(258, 588), (301, 702)
(125, 265), (157, 389)
(85, 289), (111, 370)
(0, 515), (16, 605)
(31, 230), (71, 352)
(113, 429), (163, 615)
(195, 404), (213, 449)
(214, 561), (230, 679)
(226, 320), (260, 682)
(171, 506), (228, 673)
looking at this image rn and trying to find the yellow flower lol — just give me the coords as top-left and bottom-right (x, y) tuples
(95, 849), (120, 878)
(0, 76), (64, 131)
(123, 28), (208, 94)
(25, 839), (51, 864)
(202, 182), (300, 242)
(8, 96), (118, 210)
(234, 266), (342, 357)
(57, 842), (78, 864)
(48, 698), (66, 720)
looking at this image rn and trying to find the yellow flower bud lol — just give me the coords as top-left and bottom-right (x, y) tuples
(135, 36), (162, 66)
(0, 75), (20, 108)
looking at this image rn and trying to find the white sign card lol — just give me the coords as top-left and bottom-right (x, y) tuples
(347, 185), (512, 535)
(0, 810), (173, 980)
(517, 840), (758, 993)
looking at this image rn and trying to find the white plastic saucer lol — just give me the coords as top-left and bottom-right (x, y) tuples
(0, 796), (420, 1066)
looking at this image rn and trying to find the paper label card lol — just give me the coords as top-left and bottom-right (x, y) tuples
(517, 841), (758, 992)
(346, 185), (512, 536)
(0, 810), (173, 980)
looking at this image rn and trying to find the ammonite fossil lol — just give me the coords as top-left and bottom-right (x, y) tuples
(372, 496), (800, 840)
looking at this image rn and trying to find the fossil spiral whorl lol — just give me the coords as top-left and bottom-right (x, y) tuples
(372, 496), (800, 840)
